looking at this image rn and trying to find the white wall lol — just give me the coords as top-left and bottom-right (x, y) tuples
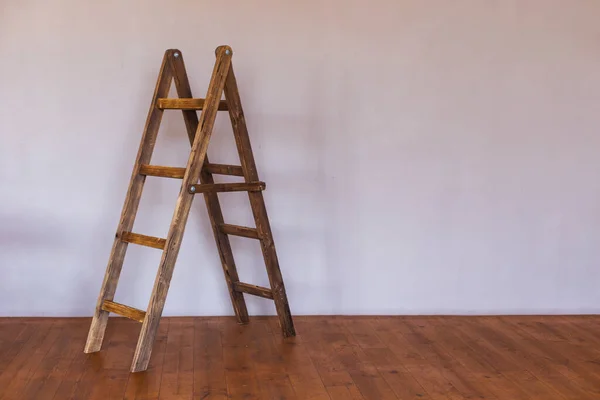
(1, 0), (599, 317)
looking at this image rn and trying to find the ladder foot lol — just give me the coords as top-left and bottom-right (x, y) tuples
(83, 344), (101, 354)
(130, 330), (154, 373)
(282, 327), (296, 338)
(231, 303), (249, 325)
(84, 311), (110, 353)
(130, 361), (150, 373)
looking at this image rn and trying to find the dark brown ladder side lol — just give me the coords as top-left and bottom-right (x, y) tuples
(84, 46), (295, 373)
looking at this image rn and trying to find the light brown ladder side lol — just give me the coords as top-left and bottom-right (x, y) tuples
(84, 46), (295, 373)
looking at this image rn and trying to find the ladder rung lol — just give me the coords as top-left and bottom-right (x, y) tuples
(139, 164), (186, 179)
(120, 232), (166, 250)
(188, 182), (265, 194)
(205, 163), (244, 177)
(233, 282), (273, 299)
(140, 164), (244, 179)
(219, 224), (260, 239)
(157, 98), (229, 111)
(101, 300), (146, 322)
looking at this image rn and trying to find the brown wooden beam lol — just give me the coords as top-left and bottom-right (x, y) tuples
(84, 49), (175, 354)
(170, 48), (250, 330)
(157, 98), (228, 111)
(219, 224), (260, 239)
(130, 46), (234, 373)
(224, 61), (296, 337)
(233, 282), (273, 299)
(120, 232), (166, 250)
(188, 181), (265, 194)
(204, 163), (244, 177)
(101, 300), (146, 323)
(139, 164), (186, 179)
(140, 164), (244, 179)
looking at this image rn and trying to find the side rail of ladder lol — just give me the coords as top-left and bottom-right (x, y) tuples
(84, 47), (295, 373)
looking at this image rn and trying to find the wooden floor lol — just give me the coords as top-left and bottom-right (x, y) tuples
(0, 316), (599, 399)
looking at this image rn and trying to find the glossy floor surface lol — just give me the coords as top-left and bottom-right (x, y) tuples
(0, 316), (599, 399)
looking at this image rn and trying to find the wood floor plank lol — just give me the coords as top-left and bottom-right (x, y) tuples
(92, 320), (140, 399)
(303, 319), (362, 389)
(192, 319), (228, 399)
(476, 317), (598, 399)
(1, 316), (600, 399)
(266, 318), (330, 400)
(122, 319), (169, 400)
(0, 322), (35, 376)
(417, 317), (530, 400)
(225, 318), (299, 399)
(343, 318), (387, 349)
(223, 340), (261, 399)
(158, 319), (194, 400)
(0, 321), (58, 399)
(222, 318), (288, 399)
(375, 317), (462, 399)
(326, 384), (365, 399)
(361, 346), (431, 400)
(498, 317), (600, 397)
(70, 319), (133, 400)
(326, 319), (397, 400)
(403, 317), (497, 399)
(552, 317), (600, 371)
(51, 328), (104, 399)
(450, 317), (565, 399)
(564, 316), (600, 348)
(21, 320), (88, 400)
(516, 316), (600, 368)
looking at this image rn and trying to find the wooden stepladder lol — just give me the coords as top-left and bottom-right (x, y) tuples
(84, 46), (295, 372)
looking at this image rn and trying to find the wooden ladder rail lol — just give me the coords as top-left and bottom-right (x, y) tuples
(84, 49), (175, 356)
(224, 64), (295, 337)
(84, 46), (295, 373)
(169, 48), (250, 326)
(130, 46), (233, 372)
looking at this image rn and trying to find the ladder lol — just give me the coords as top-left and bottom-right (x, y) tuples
(84, 46), (295, 373)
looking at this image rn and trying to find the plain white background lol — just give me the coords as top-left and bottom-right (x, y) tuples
(1, 1), (599, 317)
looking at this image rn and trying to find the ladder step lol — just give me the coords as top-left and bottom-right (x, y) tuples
(101, 300), (146, 322)
(139, 164), (186, 179)
(233, 282), (273, 299)
(205, 163), (244, 177)
(120, 232), (166, 250)
(140, 164), (244, 178)
(188, 182), (265, 194)
(157, 98), (229, 111)
(219, 224), (260, 239)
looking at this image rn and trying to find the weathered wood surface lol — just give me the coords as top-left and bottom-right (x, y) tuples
(219, 223), (261, 239)
(205, 163), (244, 176)
(233, 282), (274, 299)
(101, 301), (146, 323)
(120, 232), (166, 250)
(139, 164), (186, 179)
(84, 49), (174, 354)
(8, 316), (600, 399)
(86, 46), (296, 373)
(188, 181), (265, 194)
(157, 97), (229, 110)
(224, 63), (296, 337)
(170, 47), (250, 327)
(130, 46), (234, 372)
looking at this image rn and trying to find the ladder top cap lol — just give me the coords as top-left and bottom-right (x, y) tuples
(215, 45), (233, 56)
(167, 48), (183, 56)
